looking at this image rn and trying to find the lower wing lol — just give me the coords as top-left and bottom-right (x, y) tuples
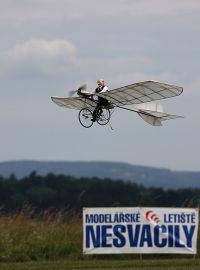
(51, 96), (97, 110)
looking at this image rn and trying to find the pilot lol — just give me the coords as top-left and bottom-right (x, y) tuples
(92, 79), (109, 122)
(95, 79), (108, 94)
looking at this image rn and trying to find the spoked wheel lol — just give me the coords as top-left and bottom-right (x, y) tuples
(96, 107), (111, 125)
(78, 108), (93, 128)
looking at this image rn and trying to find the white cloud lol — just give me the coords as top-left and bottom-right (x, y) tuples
(0, 39), (78, 77)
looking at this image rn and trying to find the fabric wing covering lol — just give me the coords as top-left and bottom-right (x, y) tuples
(51, 80), (183, 110)
(96, 80), (183, 106)
(51, 96), (97, 110)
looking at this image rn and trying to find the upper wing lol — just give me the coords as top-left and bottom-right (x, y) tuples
(96, 80), (183, 106)
(51, 96), (97, 110)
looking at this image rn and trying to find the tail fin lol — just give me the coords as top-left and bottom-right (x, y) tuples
(138, 112), (162, 126)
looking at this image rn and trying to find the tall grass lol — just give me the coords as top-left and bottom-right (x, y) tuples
(0, 208), (82, 262)
(0, 208), (199, 262)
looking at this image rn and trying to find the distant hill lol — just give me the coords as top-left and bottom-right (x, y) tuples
(0, 160), (200, 189)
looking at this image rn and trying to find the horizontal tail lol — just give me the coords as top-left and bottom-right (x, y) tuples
(138, 109), (183, 126)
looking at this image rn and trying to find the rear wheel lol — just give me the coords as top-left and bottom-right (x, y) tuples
(96, 107), (111, 125)
(78, 108), (93, 128)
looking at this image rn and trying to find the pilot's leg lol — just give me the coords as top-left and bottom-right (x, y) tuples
(92, 106), (98, 122)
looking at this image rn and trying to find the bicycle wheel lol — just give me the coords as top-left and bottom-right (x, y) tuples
(96, 107), (111, 125)
(78, 108), (93, 128)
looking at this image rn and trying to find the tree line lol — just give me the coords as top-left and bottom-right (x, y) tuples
(0, 172), (199, 212)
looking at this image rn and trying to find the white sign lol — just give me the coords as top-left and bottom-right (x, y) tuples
(83, 207), (199, 254)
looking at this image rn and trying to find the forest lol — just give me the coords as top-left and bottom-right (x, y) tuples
(0, 172), (199, 212)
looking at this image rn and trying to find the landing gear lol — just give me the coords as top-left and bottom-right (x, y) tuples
(78, 108), (93, 128)
(78, 106), (111, 128)
(95, 107), (111, 125)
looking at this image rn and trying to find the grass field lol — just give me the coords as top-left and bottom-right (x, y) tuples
(0, 209), (83, 261)
(0, 258), (200, 270)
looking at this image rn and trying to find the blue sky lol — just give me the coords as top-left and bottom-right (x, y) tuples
(0, 0), (200, 171)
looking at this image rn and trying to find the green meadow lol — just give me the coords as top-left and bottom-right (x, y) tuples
(0, 258), (199, 270)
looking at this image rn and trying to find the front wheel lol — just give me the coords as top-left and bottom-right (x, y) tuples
(78, 108), (93, 128)
(96, 107), (111, 125)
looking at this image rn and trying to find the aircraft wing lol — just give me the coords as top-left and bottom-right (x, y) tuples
(51, 96), (97, 110)
(96, 80), (183, 107)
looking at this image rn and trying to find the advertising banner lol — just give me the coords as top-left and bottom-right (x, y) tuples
(83, 207), (199, 254)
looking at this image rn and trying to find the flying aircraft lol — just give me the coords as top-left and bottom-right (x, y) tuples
(51, 80), (183, 128)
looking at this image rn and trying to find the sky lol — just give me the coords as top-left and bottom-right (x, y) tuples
(0, 0), (200, 171)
